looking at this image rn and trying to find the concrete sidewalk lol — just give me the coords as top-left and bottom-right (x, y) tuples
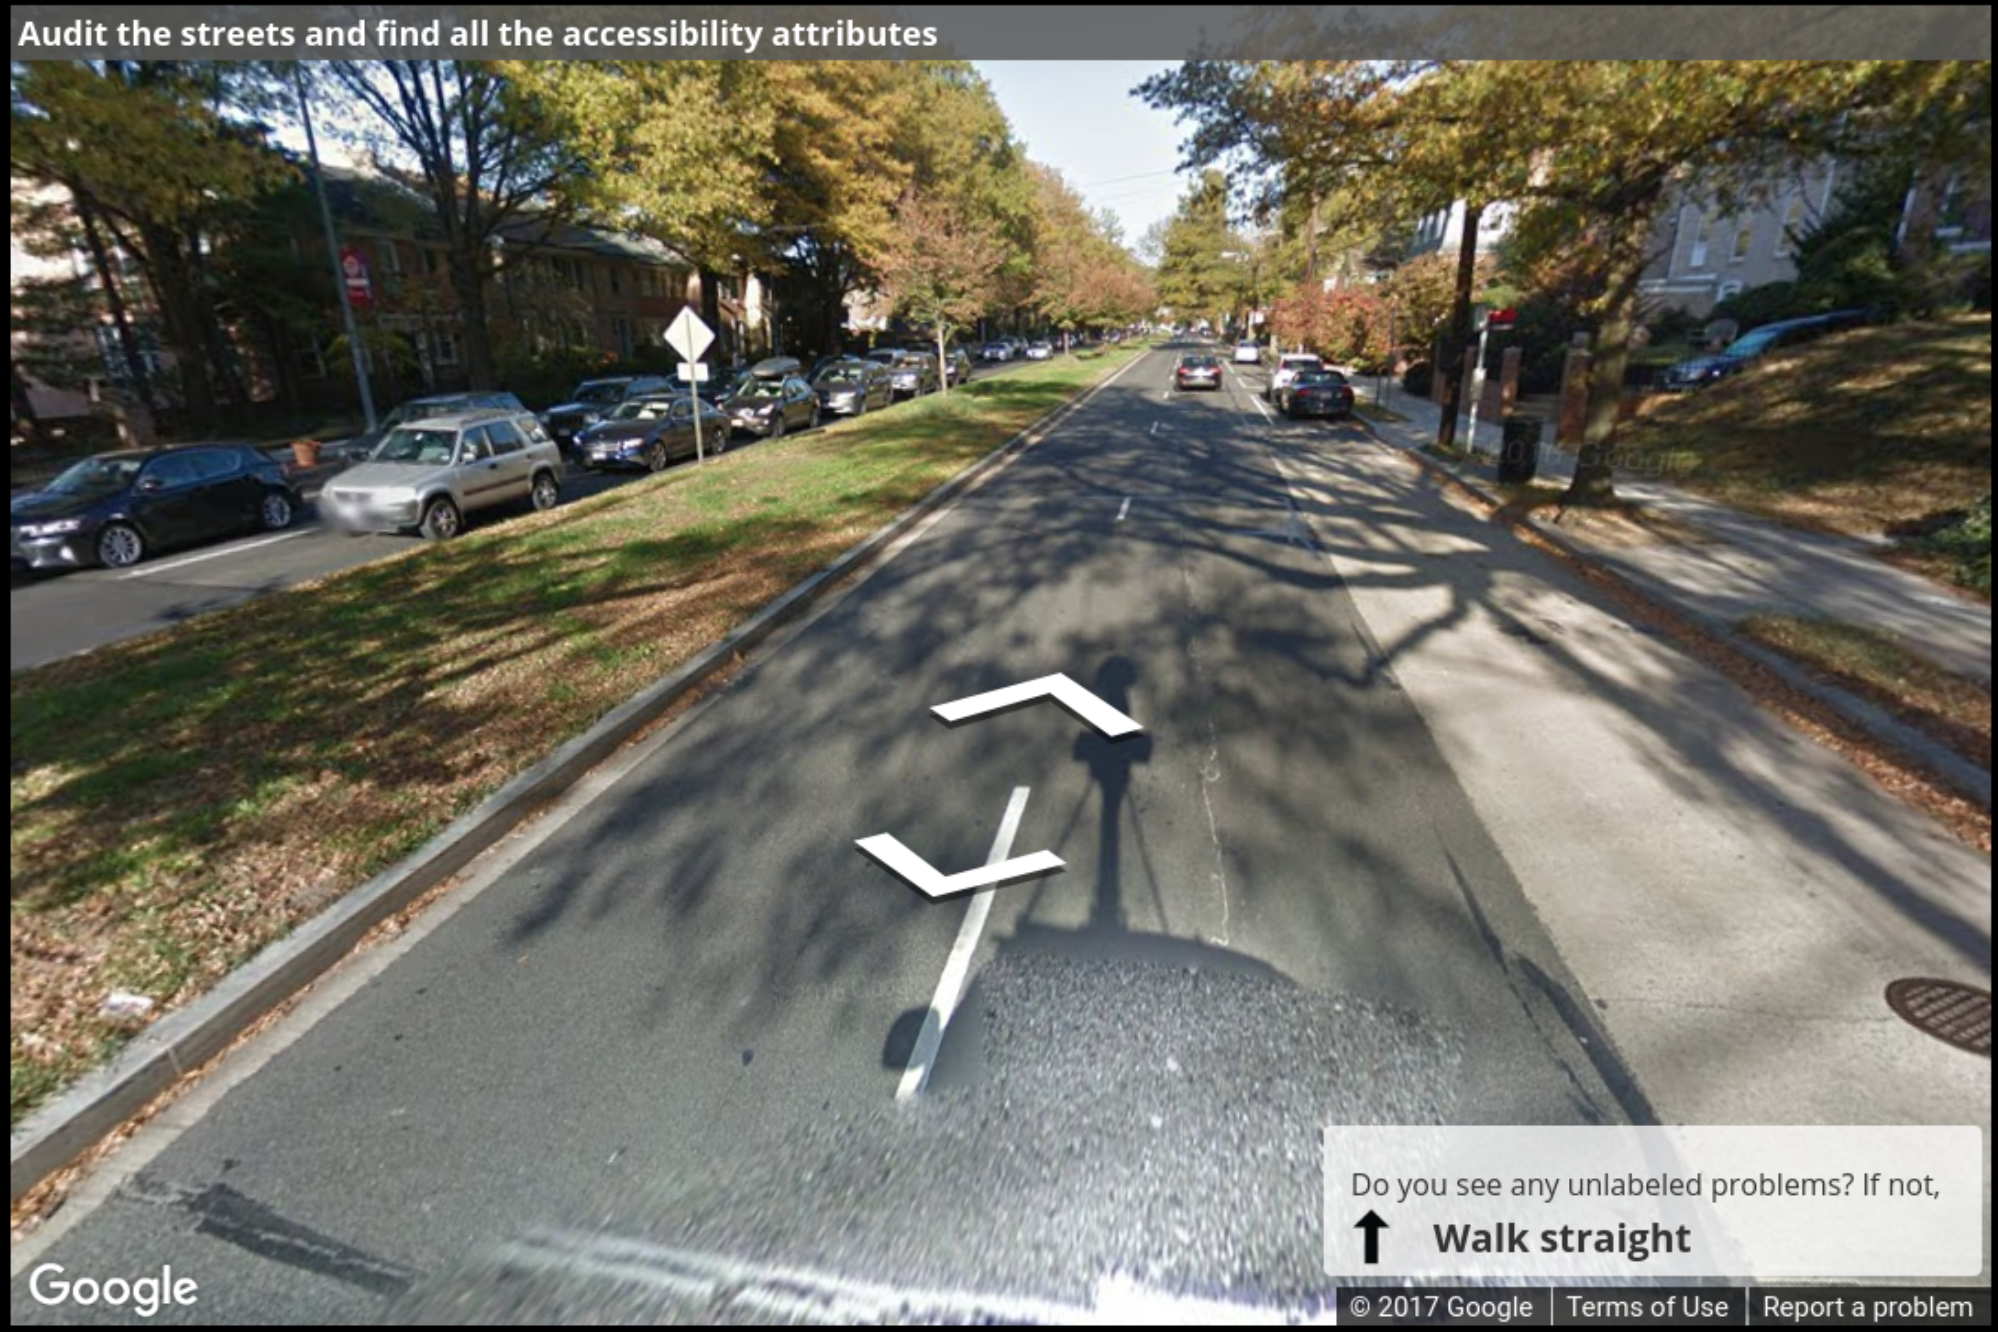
(1362, 387), (1992, 686)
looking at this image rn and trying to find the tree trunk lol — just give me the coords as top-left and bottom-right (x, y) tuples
(1561, 239), (1648, 505)
(1434, 201), (1483, 451)
(75, 195), (158, 415)
(133, 222), (219, 429)
(448, 244), (496, 386)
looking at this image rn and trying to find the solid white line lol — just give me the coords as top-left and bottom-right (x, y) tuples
(118, 528), (312, 579)
(896, 786), (1031, 1101)
(1117, 496), (1133, 522)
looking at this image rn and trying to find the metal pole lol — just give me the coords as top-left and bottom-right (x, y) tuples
(295, 63), (375, 431)
(1465, 320), (1492, 457)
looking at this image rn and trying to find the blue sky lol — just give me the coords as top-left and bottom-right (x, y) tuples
(975, 61), (1190, 254)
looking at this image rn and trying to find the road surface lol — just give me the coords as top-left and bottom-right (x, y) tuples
(10, 347), (1641, 1321)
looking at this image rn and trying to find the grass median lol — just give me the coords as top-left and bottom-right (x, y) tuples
(9, 347), (1140, 1124)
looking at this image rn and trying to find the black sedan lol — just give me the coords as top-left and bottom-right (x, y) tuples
(1174, 354), (1223, 390)
(811, 360), (895, 417)
(11, 444), (302, 571)
(574, 394), (735, 471)
(1278, 369), (1357, 420)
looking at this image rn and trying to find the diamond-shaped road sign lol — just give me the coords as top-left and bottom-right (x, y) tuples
(664, 307), (715, 364)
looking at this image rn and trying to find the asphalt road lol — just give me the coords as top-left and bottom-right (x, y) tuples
(11, 346), (1625, 1322)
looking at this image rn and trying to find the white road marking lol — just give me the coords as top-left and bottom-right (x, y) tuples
(1149, 420), (1160, 437)
(896, 786), (1032, 1101)
(932, 672), (1144, 738)
(118, 528), (312, 579)
(1117, 496), (1133, 522)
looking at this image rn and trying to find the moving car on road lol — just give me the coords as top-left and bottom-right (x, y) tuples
(1234, 341), (1263, 365)
(811, 359), (895, 417)
(1267, 352), (1324, 401)
(1659, 309), (1869, 390)
(726, 358), (820, 439)
(1278, 368), (1357, 420)
(12, 444), (302, 571)
(322, 408), (563, 540)
(575, 393), (734, 471)
(539, 376), (675, 454)
(1174, 352), (1223, 391)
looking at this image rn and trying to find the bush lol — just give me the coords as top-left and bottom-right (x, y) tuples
(1911, 494), (1993, 598)
(1712, 281), (1815, 329)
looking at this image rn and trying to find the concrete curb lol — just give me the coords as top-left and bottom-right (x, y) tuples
(9, 351), (1149, 1203)
(1358, 416), (1993, 813)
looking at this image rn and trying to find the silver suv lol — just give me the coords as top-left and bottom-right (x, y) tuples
(322, 409), (564, 540)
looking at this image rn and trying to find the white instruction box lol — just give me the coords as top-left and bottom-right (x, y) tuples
(1323, 1126), (1983, 1278)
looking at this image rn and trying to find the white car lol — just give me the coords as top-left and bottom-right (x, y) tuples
(323, 409), (564, 540)
(1024, 342), (1054, 361)
(1267, 353), (1324, 401)
(1234, 341), (1262, 365)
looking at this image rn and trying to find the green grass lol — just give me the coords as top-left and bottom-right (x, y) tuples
(9, 347), (1140, 1125)
(1738, 614), (1991, 769)
(1618, 314), (1992, 588)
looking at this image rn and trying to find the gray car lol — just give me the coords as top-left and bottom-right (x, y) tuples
(321, 409), (564, 540)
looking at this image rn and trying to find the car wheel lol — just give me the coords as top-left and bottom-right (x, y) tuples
(646, 442), (670, 473)
(809, 405), (822, 431)
(770, 413), (787, 440)
(529, 471), (560, 512)
(259, 490), (297, 531)
(95, 521), (146, 569)
(418, 496), (462, 541)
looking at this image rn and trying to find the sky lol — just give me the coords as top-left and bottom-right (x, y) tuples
(975, 61), (1192, 255)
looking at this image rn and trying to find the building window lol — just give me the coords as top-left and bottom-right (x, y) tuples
(1729, 219), (1754, 264)
(613, 317), (633, 359)
(608, 267), (622, 296)
(1775, 192), (1808, 258)
(432, 327), (460, 367)
(379, 242), (402, 275)
(1687, 209), (1713, 269)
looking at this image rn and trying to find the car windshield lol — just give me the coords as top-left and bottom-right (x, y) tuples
(1182, 357), (1219, 369)
(609, 399), (677, 422)
(371, 427), (461, 465)
(815, 366), (866, 386)
(43, 455), (142, 495)
(1294, 371), (1345, 387)
(736, 379), (787, 401)
(574, 381), (629, 405)
(1281, 356), (1322, 370)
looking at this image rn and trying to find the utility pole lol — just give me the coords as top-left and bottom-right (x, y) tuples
(295, 63), (375, 431)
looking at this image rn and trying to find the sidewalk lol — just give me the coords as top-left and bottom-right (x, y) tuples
(1360, 384), (1993, 803)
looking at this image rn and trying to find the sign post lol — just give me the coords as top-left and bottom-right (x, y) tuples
(664, 307), (717, 463)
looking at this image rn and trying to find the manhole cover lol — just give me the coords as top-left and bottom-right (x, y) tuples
(1885, 979), (1991, 1057)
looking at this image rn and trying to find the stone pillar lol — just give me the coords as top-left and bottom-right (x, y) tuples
(1557, 334), (1592, 447)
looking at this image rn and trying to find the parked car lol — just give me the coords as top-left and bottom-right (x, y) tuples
(1278, 369), (1357, 420)
(811, 359), (895, 417)
(322, 409), (563, 540)
(1233, 341), (1263, 365)
(329, 390), (528, 465)
(726, 358), (821, 438)
(1024, 341), (1055, 361)
(1659, 310), (1870, 390)
(979, 341), (1013, 363)
(539, 376), (675, 452)
(868, 349), (940, 398)
(574, 393), (734, 471)
(939, 346), (974, 385)
(1174, 352), (1223, 391)
(11, 444), (302, 571)
(1267, 353), (1324, 401)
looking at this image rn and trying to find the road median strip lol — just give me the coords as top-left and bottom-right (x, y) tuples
(10, 349), (1144, 1202)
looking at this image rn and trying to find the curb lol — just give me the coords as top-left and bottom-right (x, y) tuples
(9, 351), (1150, 1203)
(1357, 416), (1992, 813)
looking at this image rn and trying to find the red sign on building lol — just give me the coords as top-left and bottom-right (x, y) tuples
(340, 246), (372, 310)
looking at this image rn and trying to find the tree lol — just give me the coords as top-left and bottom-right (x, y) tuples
(877, 190), (1004, 393)
(1027, 165), (1153, 343)
(1269, 286), (1395, 369)
(1153, 171), (1248, 330)
(322, 61), (575, 387)
(11, 61), (291, 427)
